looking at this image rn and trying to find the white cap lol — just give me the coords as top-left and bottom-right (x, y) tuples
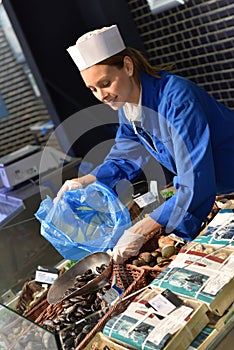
(67, 24), (126, 71)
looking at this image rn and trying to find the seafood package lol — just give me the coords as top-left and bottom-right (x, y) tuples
(102, 287), (209, 350)
(194, 210), (234, 246)
(150, 242), (234, 316)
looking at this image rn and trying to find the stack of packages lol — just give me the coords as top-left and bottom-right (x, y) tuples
(101, 287), (209, 350)
(187, 208), (234, 349)
(86, 209), (234, 350)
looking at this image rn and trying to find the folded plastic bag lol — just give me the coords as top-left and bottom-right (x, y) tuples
(35, 181), (131, 260)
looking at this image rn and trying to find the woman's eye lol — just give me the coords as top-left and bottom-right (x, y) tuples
(102, 81), (110, 88)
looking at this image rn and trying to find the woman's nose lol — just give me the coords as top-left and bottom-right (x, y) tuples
(98, 89), (108, 102)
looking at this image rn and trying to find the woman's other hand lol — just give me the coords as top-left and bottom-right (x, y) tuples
(54, 174), (97, 202)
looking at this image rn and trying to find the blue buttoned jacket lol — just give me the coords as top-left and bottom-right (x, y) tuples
(91, 71), (234, 240)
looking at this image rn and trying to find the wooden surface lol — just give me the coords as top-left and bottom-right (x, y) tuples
(213, 327), (234, 350)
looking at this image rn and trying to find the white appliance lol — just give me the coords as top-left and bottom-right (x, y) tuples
(0, 145), (72, 188)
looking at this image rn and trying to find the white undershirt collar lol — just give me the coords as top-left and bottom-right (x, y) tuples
(123, 88), (142, 122)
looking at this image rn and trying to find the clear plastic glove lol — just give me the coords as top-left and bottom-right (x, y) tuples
(54, 179), (83, 202)
(112, 229), (146, 264)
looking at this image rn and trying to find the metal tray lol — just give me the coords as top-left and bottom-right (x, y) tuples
(47, 252), (112, 304)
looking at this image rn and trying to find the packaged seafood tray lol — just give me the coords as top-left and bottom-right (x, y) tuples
(150, 242), (234, 316)
(194, 209), (234, 246)
(101, 286), (209, 350)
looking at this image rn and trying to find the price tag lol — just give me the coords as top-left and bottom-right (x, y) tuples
(134, 191), (157, 208)
(35, 266), (59, 285)
(148, 289), (183, 317)
(103, 285), (123, 306)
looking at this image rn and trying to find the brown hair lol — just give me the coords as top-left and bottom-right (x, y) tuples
(97, 47), (173, 85)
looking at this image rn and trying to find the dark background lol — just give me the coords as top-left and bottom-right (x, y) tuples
(3, 0), (145, 158)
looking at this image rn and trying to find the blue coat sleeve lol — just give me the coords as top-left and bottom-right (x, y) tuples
(91, 119), (151, 188)
(150, 92), (216, 240)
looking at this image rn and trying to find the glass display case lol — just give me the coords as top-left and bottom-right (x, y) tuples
(0, 302), (107, 350)
(0, 303), (61, 350)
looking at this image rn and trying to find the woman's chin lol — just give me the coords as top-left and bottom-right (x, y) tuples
(107, 101), (124, 110)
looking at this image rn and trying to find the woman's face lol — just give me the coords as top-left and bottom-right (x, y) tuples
(80, 56), (140, 110)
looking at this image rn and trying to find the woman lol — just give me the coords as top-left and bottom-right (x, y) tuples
(58, 25), (234, 262)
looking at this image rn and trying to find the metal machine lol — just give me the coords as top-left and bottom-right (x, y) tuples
(0, 145), (71, 189)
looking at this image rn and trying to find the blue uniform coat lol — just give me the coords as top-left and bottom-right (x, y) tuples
(91, 71), (234, 240)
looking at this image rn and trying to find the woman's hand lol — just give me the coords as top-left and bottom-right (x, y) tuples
(112, 217), (162, 264)
(54, 174), (97, 201)
(130, 216), (162, 236)
(112, 229), (146, 264)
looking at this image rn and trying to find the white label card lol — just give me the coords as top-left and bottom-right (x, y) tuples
(35, 270), (58, 285)
(134, 191), (157, 208)
(148, 294), (176, 316)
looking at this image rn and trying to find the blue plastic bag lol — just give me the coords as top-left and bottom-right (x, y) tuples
(35, 181), (131, 260)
